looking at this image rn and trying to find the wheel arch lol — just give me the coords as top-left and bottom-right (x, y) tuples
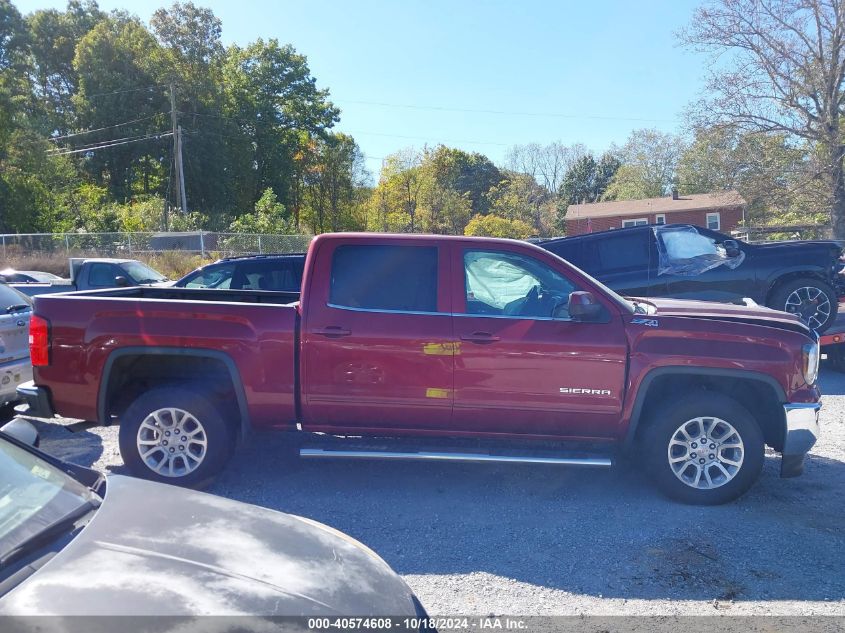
(765, 269), (832, 305)
(625, 367), (786, 452)
(98, 346), (251, 439)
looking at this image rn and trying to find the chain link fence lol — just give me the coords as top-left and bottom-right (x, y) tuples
(0, 231), (313, 260)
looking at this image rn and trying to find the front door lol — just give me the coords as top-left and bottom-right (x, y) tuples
(451, 245), (628, 439)
(301, 239), (454, 433)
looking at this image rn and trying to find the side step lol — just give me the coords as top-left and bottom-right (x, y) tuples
(299, 447), (612, 467)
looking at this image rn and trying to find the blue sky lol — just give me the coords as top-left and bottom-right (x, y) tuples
(16, 0), (708, 177)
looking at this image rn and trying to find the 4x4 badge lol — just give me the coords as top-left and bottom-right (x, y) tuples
(631, 318), (659, 327)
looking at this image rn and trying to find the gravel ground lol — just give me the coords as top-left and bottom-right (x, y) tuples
(22, 369), (845, 617)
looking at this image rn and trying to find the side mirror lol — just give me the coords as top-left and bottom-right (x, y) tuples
(568, 291), (602, 321)
(723, 240), (741, 258)
(114, 275), (129, 287)
(1, 418), (40, 447)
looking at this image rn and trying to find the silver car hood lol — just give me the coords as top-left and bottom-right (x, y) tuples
(0, 476), (415, 616)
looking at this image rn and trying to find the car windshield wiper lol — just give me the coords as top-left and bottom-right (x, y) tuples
(5, 304), (30, 314)
(0, 499), (100, 568)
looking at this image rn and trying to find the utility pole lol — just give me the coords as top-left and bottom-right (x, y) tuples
(177, 125), (187, 213)
(169, 83), (187, 214)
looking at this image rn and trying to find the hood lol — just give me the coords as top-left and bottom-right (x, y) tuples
(0, 476), (416, 617)
(642, 297), (812, 336)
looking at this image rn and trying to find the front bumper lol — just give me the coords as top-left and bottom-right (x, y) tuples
(0, 358), (32, 406)
(781, 402), (821, 477)
(14, 380), (56, 418)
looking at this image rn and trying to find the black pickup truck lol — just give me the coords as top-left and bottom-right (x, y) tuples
(540, 224), (845, 332)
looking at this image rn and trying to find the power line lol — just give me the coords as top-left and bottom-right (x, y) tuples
(338, 99), (677, 123)
(47, 114), (165, 142)
(348, 130), (509, 147)
(48, 132), (173, 156)
(83, 84), (167, 100)
(47, 132), (160, 153)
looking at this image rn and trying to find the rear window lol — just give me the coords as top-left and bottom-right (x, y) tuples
(330, 245), (438, 312)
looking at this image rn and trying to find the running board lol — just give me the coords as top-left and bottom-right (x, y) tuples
(299, 448), (612, 467)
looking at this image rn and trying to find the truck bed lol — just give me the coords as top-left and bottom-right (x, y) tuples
(30, 287), (300, 428)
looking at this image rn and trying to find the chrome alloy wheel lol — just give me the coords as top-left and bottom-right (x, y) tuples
(785, 286), (831, 330)
(667, 416), (744, 490)
(136, 408), (208, 477)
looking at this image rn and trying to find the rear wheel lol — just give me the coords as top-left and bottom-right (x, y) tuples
(642, 393), (764, 505)
(768, 278), (838, 332)
(118, 387), (234, 487)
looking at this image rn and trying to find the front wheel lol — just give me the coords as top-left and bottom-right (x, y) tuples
(118, 387), (234, 487)
(768, 278), (838, 333)
(642, 393), (764, 505)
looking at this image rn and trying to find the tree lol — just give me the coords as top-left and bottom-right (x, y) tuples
(677, 124), (825, 224)
(505, 142), (588, 195)
(26, 0), (105, 135)
(603, 129), (683, 200)
(228, 187), (292, 233)
(486, 171), (552, 235)
(464, 213), (533, 239)
(72, 13), (169, 202)
(680, 0), (845, 237)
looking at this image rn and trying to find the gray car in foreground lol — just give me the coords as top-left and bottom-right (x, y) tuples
(0, 422), (426, 620)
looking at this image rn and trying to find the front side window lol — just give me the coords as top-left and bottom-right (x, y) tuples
(463, 250), (577, 319)
(182, 263), (236, 289)
(330, 245), (438, 312)
(121, 261), (167, 284)
(87, 263), (119, 287)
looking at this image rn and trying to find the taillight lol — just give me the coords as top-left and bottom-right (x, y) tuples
(29, 315), (50, 367)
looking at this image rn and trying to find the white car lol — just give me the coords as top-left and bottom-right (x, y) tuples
(0, 284), (32, 418)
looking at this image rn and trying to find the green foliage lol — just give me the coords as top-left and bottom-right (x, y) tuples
(228, 188), (292, 234)
(464, 214), (533, 239)
(604, 129), (683, 200)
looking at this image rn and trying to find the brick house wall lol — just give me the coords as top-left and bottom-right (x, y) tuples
(565, 205), (744, 236)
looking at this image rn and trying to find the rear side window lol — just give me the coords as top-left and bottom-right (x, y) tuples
(237, 259), (303, 291)
(595, 233), (652, 272)
(330, 245), (438, 312)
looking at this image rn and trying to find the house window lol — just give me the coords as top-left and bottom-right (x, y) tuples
(655, 214), (666, 225)
(622, 218), (648, 228)
(706, 212), (721, 230)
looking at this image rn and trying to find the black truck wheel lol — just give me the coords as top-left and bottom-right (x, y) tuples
(642, 393), (764, 505)
(118, 387), (233, 487)
(768, 278), (838, 333)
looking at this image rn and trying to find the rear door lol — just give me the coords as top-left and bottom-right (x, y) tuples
(301, 238), (454, 432)
(450, 243), (628, 439)
(543, 230), (663, 298)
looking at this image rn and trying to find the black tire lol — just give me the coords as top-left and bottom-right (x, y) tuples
(641, 393), (764, 505)
(768, 277), (838, 333)
(118, 386), (234, 487)
(0, 402), (15, 423)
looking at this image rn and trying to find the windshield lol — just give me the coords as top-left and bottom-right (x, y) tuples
(0, 283), (32, 311)
(0, 438), (98, 563)
(121, 261), (167, 284)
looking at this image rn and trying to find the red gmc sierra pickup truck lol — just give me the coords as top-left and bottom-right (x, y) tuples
(17, 233), (821, 504)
